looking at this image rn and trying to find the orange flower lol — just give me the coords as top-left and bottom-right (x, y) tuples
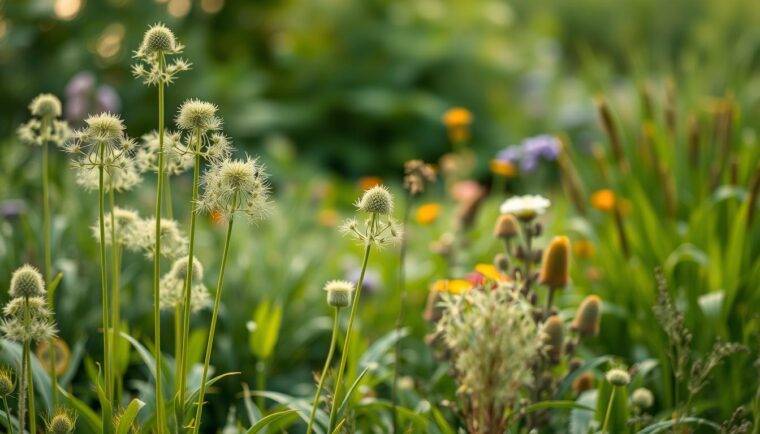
(416, 202), (442, 225)
(358, 176), (383, 191)
(442, 107), (473, 128)
(572, 239), (596, 259)
(490, 159), (517, 177)
(432, 279), (473, 295)
(318, 208), (339, 227)
(590, 189), (616, 213)
(474, 263), (507, 282)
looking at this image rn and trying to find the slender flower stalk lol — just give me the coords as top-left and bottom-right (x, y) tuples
(0, 369), (13, 434)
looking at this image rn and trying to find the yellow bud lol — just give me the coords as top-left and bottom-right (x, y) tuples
(493, 214), (520, 239)
(538, 236), (570, 288)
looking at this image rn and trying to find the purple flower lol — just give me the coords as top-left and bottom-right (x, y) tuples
(495, 134), (560, 173)
(64, 71), (121, 123)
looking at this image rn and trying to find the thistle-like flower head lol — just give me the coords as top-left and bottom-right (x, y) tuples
(199, 156), (271, 222)
(30, 93), (62, 118)
(159, 256), (209, 312)
(133, 23), (190, 86)
(136, 217), (189, 259)
(356, 185), (394, 215)
(570, 294), (602, 336)
(64, 113), (135, 173)
(0, 367), (14, 397)
(605, 368), (631, 387)
(135, 130), (192, 175)
(176, 99), (221, 133)
(83, 112), (124, 144)
(91, 207), (143, 249)
(77, 158), (142, 193)
(169, 256), (204, 282)
(138, 23), (178, 56)
(323, 280), (355, 308)
(631, 387), (654, 409)
(46, 408), (77, 434)
(9, 264), (46, 298)
(18, 93), (71, 146)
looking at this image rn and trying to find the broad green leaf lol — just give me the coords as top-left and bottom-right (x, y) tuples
(116, 399), (146, 434)
(245, 409), (298, 434)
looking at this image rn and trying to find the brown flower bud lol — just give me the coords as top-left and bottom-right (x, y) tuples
(542, 315), (564, 364)
(538, 236), (570, 288)
(571, 295), (602, 336)
(494, 213), (520, 239)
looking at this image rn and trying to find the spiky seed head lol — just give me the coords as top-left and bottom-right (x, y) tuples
(84, 113), (124, 143)
(493, 253), (510, 273)
(631, 387), (654, 409)
(572, 372), (594, 394)
(169, 256), (203, 282)
(494, 214), (520, 239)
(47, 410), (76, 434)
(356, 185), (393, 215)
(570, 294), (602, 336)
(9, 264), (46, 298)
(542, 315), (564, 364)
(0, 368), (14, 396)
(323, 280), (355, 308)
(176, 99), (220, 132)
(605, 368), (630, 387)
(538, 236), (570, 288)
(139, 23), (177, 55)
(29, 94), (62, 118)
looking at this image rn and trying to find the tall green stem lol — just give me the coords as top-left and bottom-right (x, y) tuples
(23, 298), (36, 434)
(177, 130), (202, 427)
(98, 143), (112, 405)
(601, 387), (616, 434)
(328, 215), (376, 430)
(306, 308), (340, 434)
(2, 395), (13, 434)
(391, 191), (412, 434)
(109, 184), (123, 404)
(42, 137), (52, 289)
(192, 214), (235, 434)
(153, 52), (167, 434)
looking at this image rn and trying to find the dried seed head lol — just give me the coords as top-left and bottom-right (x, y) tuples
(0, 368), (14, 396)
(324, 280), (355, 308)
(139, 23), (177, 55)
(572, 372), (594, 393)
(176, 99), (221, 133)
(542, 315), (564, 364)
(199, 157), (272, 222)
(570, 294), (602, 336)
(9, 264), (46, 298)
(84, 113), (125, 144)
(494, 214), (520, 239)
(47, 410), (76, 434)
(170, 256), (203, 282)
(631, 387), (654, 409)
(29, 94), (62, 118)
(605, 368), (630, 387)
(356, 185), (394, 215)
(538, 236), (570, 288)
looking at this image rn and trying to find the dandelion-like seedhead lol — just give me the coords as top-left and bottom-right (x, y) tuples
(356, 185), (394, 215)
(605, 368), (631, 386)
(46, 408), (77, 434)
(63, 113), (135, 172)
(76, 157), (142, 192)
(323, 280), (355, 308)
(176, 99), (222, 133)
(631, 387), (654, 409)
(90, 207), (143, 249)
(132, 23), (190, 86)
(0, 367), (14, 397)
(136, 217), (189, 259)
(199, 157), (272, 222)
(159, 256), (209, 312)
(18, 94), (71, 147)
(135, 130), (193, 175)
(9, 264), (46, 298)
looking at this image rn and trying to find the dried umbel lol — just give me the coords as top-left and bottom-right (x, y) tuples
(17, 93), (71, 147)
(199, 157), (272, 222)
(63, 113), (136, 172)
(605, 368), (630, 387)
(177, 99), (222, 134)
(91, 207), (143, 249)
(159, 256), (210, 312)
(403, 160), (436, 195)
(538, 236), (570, 288)
(324, 280), (355, 308)
(341, 185), (402, 248)
(132, 23), (190, 86)
(1, 286), (57, 344)
(570, 295), (602, 337)
(136, 217), (189, 259)
(46, 409), (77, 434)
(0, 367), (14, 397)
(542, 315), (564, 364)
(9, 264), (46, 299)
(494, 214), (520, 239)
(135, 130), (193, 175)
(76, 158), (142, 192)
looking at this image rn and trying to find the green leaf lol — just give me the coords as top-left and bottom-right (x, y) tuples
(184, 371), (240, 408)
(245, 409), (298, 434)
(523, 400), (594, 414)
(331, 418), (346, 434)
(249, 300), (283, 360)
(358, 327), (409, 370)
(247, 390), (326, 434)
(337, 366), (371, 415)
(47, 271), (64, 301)
(635, 417), (721, 433)
(0, 338), (54, 412)
(431, 405), (455, 434)
(116, 399), (146, 434)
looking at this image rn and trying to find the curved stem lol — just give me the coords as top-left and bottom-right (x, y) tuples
(3, 395), (13, 434)
(601, 387), (616, 434)
(98, 143), (112, 404)
(191, 213), (235, 434)
(327, 215), (375, 430)
(306, 308), (340, 434)
(153, 52), (167, 434)
(177, 130), (202, 424)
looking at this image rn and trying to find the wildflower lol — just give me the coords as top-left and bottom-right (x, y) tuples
(136, 217), (188, 258)
(494, 214), (520, 239)
(474, 264), (505, 283)
(499, 194), (550, 221)
(403, 160), (436, 195)
(132, 23), (190, 86)
(62, 113), (135, 171)
(489, 159), (516, 177)
(572, 239), (596, 259)
(591, 189), (616, 213)
(35, 338), (71, 377)
(324, 280), (355, 308)
(605, 368), (631, 387)
(0, 368), (14, 397)
(631, 387), (654, 409)
(442, 107), (472, 143)
(415, 203), (442, 225)
(341, 186), (402, 247)
(431, 279), (472, 295)
(542, 315), (565, 364)
(570, 295), (602, 336)
(177, 99), (222, 133)
(10, 264), (46, 299)
(17, 93), (71, 147)
(76, 158), (142, 192)
(135, 130), (193, 175)
(199, 157), (272, 222)
(572, 372), (594, 393)
(159, 256), (209, 312)
(46, 409), (77, 434)
(538, 236), (570, 288)
(91, 207), (143, 249)
(356, 185), (393, 215)
(496, 135), (561, 173)
(358, 176), (382, 191)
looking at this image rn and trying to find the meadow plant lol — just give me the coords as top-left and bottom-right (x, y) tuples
(0, 367), (14, 434)
(45, 409), (77, 434)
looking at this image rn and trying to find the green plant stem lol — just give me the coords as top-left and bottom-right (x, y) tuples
(391, 190), (413, 434)
(165, 175), (174, 220)
(328, 214), (376, 430)
(23, 298), (36, 434)
(98, 143), (112, 405)
(109, 181), (122, 405)
(153, 52), (167, 434)
(601, 387), (616, 434)
(192, 211), (235, 434)
(42, 137), (52, 290)
(256, 361), (266, 411)
(2, 395), (13, 434)
(306, 308), (340, 434)
(177, 129), (202, 427)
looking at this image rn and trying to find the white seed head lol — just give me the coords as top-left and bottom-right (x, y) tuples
(631, 387), (654, 409)
(176, 99), (221, 133)
(83, 113), (125, 144)
(9, 264), (46, 298)
(136, 218), (188, 259)
(159, 258), (209, 313)
(139, 23), (177, 55)
(323, 280), (355, 308)
(356, 185), (394, 215)
(199, 157), (271, 222)
(77, 158), (142, 193)
(169, 256), (204, 282)
(605, 368), (631, 387)
(29, 93), (62, 118)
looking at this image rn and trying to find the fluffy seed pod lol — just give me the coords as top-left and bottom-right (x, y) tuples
(176, 99), (221, 133)
(47, 410), (76, 434)
(538, 236), (570, 288)
(356, 185), (394, 215)
(139, 23), (177, 55)
(570, 295), (602, 336)
(83, 113), (125, 144)
(542, 315), (564, 364)
(9, 264), (46, 298)
(494, 214), (520, 239)
(323, 280), (355, 308)
(572, 372), (594, 394)
(0, 368), (14, 396)
(169, 256), (203, 282)
(29, 94), (62, 118)
(631, 387), (654, 409)
(605, 368), (630, 387)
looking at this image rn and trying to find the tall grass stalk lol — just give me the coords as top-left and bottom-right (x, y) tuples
(391, 190), (412, 434)
(2, 393), (13, 434)
(305, 308), (340, 434)
(97, 142), (113, 408)
(22, 299), (36, 434)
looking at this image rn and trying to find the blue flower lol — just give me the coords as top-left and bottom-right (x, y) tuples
(495, 134), (560, 173)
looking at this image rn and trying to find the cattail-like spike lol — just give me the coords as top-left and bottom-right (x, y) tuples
(687, 113), (700, 168)
(571, 295), (602, 337)
(557, 137), (588, 216)
(746, 162), (760, 228)
(595, 96), (630, 176)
